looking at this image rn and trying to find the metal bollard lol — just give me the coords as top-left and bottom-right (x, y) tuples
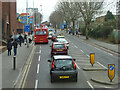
(13, 56), (16, 70)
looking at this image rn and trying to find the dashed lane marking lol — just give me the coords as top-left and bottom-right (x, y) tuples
(38, 56), (41, 61)
(35, 80), (38, 89)
(39, 50), (41, 54)
(37, 64), (40, 74)
(87, 81), (94, 90)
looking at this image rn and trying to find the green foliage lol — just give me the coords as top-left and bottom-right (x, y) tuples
(89, 19), (114, 39)
(104, 11), (115, 22)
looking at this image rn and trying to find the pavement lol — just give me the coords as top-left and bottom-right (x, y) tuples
(1, 42), (34, 89)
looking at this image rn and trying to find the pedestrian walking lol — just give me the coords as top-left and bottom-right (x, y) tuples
(7, 39), (12, 56)
(13, 39), (18, 56)
(18, 34), (23, 47)
(24, 34), (27, 45)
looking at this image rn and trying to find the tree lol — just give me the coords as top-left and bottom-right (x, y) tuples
(55, 1), (80, 34)
(104, 11), (115, 21)
(76, 1), (103, 39)
(49, 11), (64, 28)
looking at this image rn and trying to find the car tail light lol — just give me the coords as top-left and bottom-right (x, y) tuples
(67, 43), (69, 44)
(52, 60), (55, 69)
(72, 60), (76, 69)
(53, 44), (54, 48)
(64, 44), (67, 49)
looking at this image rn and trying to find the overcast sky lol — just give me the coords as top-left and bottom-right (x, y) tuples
(17, 0), (116, 22)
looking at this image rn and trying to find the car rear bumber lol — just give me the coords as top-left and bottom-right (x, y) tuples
(52, 48), (68, 55)
(51, 70), (78, 80)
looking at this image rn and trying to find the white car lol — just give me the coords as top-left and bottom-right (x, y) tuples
(56, 36), (65, 39)
(56, 38), (69, 49)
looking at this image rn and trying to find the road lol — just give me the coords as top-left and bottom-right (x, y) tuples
(20, 30), (118, 89)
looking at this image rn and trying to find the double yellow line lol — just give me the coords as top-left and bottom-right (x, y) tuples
(18, 46), (36, 89)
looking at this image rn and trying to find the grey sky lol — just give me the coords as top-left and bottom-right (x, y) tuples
(17, 0), (117, 22)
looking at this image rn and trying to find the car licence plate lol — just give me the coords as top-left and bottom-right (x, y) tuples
(40, 41), (43, 42)
(57, 49), (63, 51)
(59, 76), (69, 79)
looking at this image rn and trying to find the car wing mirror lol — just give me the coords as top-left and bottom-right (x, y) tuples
(48, 60), (51, 63)
(73, 59), (76, 61)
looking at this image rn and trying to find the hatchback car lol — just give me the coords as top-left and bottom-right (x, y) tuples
(56, 38), (69, 49)
(48, 55), (78, 82)
(50, 42), (68, 56)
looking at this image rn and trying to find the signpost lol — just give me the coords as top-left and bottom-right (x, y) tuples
(90, 53), (95, 66)
(108, 64), (115, 82)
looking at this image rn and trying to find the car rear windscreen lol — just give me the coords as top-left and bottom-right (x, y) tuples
(54, 44), (65, 48)
(55, 60), (73, 68)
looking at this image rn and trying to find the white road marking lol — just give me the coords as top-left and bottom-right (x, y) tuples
(74, 45), (78, 48)
(97, 62), (107, 69)
(40, 46), (41, 49)
(86, 54), (90, 57)
(87, 81), (94, 90)
(38, 56), (41, 61)
(35, 80), (38, 89)
(39, 50), (41, 54)
(108, 53), (113, 56)
(80, 50), (84, 53)
(37, 64), (40, 74)
(75, 63), (80, 70)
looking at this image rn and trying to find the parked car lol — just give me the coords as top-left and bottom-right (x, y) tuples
(48, 55), (78, 82)
(50, 42), (68, 56)
(56, 38), (69, 49)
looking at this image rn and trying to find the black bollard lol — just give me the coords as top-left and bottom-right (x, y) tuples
(13, 56), (16, 70)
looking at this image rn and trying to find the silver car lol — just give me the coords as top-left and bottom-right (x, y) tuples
(56, 38), (69, 49)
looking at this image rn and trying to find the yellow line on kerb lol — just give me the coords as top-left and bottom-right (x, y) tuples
(18, 46), (36, 89)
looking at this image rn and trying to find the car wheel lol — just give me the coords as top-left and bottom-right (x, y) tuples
(51, 76), (54, 83)
(74, 74), (78, 82)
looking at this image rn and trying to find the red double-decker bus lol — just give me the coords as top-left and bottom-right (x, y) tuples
(34, 28), (48, 44)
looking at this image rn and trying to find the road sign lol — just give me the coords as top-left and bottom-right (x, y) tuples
(108, 64), (115, 82)
(90, 53), (95, 66)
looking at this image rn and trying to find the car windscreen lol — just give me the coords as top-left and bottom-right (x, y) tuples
(54, 44), (65, 48)
(55, 60), (73, 68)
(35, 31), (47, 35)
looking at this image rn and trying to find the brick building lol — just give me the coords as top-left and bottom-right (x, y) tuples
(1, 1), (24, 41)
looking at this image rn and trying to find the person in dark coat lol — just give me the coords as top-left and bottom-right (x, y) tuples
(7, 40), (12, 56)
(13, 39), (18, 56)
(18, 34), (23, 47)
